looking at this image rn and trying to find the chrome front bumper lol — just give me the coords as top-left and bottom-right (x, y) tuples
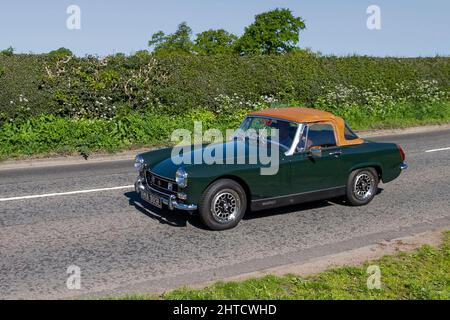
(134, 177), (197, 211)
(400, 163), (408, 170)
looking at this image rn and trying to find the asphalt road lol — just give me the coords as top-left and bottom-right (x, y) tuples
(1, 129), (449, 299)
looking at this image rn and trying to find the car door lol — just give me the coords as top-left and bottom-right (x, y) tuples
(289, 123), (346, 195)
(237, 117), (298, 200)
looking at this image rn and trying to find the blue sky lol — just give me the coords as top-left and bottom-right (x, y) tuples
(0, 0), (449, 57)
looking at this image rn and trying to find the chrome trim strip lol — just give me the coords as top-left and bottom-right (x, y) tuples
(250, 185), (346, 211)
(251, 185), (346, 203)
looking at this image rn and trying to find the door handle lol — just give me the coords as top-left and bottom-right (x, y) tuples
(329, 151), (342, 157)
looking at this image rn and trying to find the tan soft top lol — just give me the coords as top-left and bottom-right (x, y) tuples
(249, 107), (364, 146)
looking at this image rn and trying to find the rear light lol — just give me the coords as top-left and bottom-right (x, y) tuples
(397, 144), (406, 161)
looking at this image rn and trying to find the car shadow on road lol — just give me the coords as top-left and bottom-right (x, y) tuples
(243, 199), (333, 220)
(124, 191), (205, 229)
(125, 187), (385, 228)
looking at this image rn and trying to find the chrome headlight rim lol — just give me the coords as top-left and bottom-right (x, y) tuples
(134, 155), (145, 172)
(175, 167), (188, 188)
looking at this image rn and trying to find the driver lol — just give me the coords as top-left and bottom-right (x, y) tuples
(277, 121), (295, 149)
(298, 128), (315, 151)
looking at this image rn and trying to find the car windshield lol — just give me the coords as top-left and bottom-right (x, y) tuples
(237, 116), (299, 150)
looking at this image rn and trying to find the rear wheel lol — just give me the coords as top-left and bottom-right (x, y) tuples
(346, 168), (378, 206)
(198, 179), (247, 230)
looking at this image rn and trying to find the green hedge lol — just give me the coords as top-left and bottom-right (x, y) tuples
(1, 52), (449, 121)
(1, 52), (449, 158)
(0, 108), (250, 159)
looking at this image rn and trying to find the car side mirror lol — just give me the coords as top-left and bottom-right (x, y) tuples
(308, 147), (322, 158)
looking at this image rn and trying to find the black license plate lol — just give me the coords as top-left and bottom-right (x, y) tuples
(141, 191), (162, 209)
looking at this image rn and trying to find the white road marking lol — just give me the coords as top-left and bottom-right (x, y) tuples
(0, 185), (134, 202)
(425, 147), (450, 153)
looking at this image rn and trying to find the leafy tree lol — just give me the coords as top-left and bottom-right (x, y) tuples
(149, 22), (194, 54)
(194, 29), (238, 55)
(48, 47), (73, 57)
(235, 8), (305, 55)
(0, 46), (15, 56)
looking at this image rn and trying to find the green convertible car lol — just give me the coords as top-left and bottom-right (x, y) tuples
(134, 107), (407, 230)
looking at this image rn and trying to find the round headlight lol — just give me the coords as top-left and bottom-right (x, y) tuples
(134, 155), (145, 172)
(175, 167), (188, 188)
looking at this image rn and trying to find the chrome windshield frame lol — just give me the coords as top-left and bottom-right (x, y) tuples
(285, 123), (304, 156)
(237, 116), (303, 156)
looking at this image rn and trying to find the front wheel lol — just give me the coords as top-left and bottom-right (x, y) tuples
(198, 179), (247, 230)
(346, 168), (379, 206)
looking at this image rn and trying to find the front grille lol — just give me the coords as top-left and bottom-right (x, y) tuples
(145, 171), (178, 195)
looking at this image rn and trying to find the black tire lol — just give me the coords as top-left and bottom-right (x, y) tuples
(198, 179), (247, 230)
(346, 168), (379, 206)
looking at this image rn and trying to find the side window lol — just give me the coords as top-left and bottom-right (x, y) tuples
(307, 124), (337, 148)
(344, 123), (359, 140)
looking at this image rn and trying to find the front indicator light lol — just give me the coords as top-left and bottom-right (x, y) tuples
(175, 167), (188, 188)
(134, 155), (145, 172)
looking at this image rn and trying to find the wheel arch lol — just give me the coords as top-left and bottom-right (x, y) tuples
(208, 175), (252, 210)
(349, 163), (383, 180)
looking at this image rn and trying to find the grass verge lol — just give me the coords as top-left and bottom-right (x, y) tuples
(117, 231), (450, 300)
